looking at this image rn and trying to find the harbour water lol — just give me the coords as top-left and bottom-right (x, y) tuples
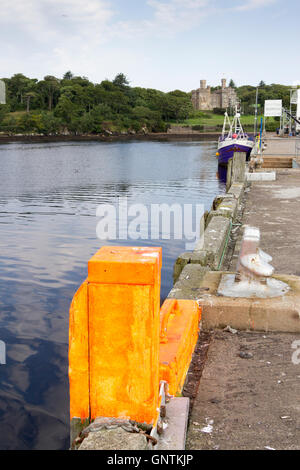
(0, 139), (224, 449)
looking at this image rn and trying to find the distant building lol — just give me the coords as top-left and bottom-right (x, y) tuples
(191, 79), (238, 111)
(0, 80), (6, 104)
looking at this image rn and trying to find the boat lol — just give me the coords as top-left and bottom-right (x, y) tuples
(216, 108), (254, 165)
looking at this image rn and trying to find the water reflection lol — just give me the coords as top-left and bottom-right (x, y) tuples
(217, 164), (228, 185)
(0, 139), (224, 449)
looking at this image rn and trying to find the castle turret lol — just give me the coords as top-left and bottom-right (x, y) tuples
(192, 78), (237, 112)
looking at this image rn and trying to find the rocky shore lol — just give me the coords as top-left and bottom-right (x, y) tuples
(0, 132), (219, 144)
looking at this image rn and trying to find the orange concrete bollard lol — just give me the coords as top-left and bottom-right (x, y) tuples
(69, 246), (162, 431)
(69, 281), (89, 421)
(159, 299), (201, 396)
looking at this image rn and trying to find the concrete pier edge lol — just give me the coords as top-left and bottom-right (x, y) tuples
(76, 158), (248, 450)
(75, 143), (300, 450)
(172, 181), (245, 287)
(169, 152), (300, 450)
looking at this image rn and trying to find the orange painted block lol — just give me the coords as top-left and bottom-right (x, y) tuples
(88, 246), (162, 285)
(159, 299), (201, 396)
(69, 281), (90, 420)
(88, 246), (162, 425)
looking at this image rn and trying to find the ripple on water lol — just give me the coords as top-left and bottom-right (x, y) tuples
(0, 139), (224, 449)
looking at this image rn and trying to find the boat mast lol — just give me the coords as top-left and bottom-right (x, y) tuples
(222, 111), (232, 138)
(232, 103), (245, 138)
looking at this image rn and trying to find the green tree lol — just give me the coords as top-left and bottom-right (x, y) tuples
(8, 74), (31, 105)
(0, 104), (10, 125)
(38, 75), (60, 111)
(113, 73), (129, 89)
(4, 116), (18, 134)
(18, 113), (38, 133)
(55, 94), (81, 123)
(63, 71), (74, 80)
(40, 112), (62, 135)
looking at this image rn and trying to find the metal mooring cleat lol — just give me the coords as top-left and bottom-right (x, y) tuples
(235, 226), (273, 282)
(218, 226), (290, 298)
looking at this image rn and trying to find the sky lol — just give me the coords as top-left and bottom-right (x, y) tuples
(1, 0), (300, 91)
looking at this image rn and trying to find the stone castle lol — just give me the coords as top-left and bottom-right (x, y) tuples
(191, 79), (238, 111)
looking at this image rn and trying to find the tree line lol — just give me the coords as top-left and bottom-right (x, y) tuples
(0, 72), (193, 135)
(0, 73), (294, 135)
(236, 81), (292, 115)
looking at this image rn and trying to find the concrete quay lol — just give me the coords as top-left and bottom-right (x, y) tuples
(73, 136), (300, 451)
(170, 137), (300, 450)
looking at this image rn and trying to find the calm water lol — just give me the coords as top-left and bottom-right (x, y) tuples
(0, 139), (223, 450)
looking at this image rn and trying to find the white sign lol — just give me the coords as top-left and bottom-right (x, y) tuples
(0, 80), (5, 105)
(264, 100), (282, 117)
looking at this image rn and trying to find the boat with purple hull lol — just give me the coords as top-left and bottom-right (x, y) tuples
(217, 111), (254, 165)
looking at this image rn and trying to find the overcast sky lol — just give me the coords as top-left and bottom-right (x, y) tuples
(1, 0), (299, 91)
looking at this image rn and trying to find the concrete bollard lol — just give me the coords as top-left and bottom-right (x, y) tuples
(159, 299), (201, 396)
(226, 152), (246, 190)
(232, 151), (246, 183)
(69, 246), (201, 448)
(69, 246), (162, 442)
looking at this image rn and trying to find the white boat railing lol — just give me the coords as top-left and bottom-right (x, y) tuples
(220, 107), (252, 143)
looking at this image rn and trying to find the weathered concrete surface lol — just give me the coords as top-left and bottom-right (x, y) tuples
(186, 331), (300, 450)
(173, 216), (231, 282)
(173, 184), (244, 283)
(263, 136), (298, 156)
(231, 152), (246, 183)
(198, 271), (300, 333)
(194, 216), (231, 270)
(206, 198), (238, 225)
(79, 427), (148, 450)
(233, 172), (300, 276)
(186, 167), (300, 450)
(156, 398), (189, 450)
(169, 264), (209, 300)
(246, 172), (276, 181)
(173, 252), (209, 285)
(227, 183), (245, 202)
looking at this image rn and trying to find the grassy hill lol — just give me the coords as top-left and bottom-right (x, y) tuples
(168, 111), (278, 132)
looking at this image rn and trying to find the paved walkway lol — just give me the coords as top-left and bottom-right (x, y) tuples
(186, 157), (300, 450)
(187, 330), (300, 450)
(264, 136), (299, 156)
(230, 171), (300, 275)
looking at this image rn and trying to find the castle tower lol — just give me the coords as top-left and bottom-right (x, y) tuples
(191, 78), (238, 111)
